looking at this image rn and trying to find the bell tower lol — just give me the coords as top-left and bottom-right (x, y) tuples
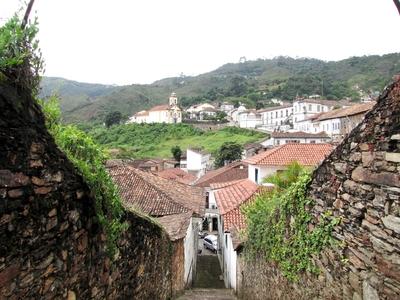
(169, 92), (178, 106)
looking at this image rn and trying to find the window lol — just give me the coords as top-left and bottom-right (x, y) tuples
(303, 106), (306, 112)
(310, 140), (316, 144)
(275, 111), (278, 118)
(308, 104), (312, 111)
(225, 234), (228, 247)
(280, 111), (283, 117)
(317, 105), (321, 112)
(286, 109), (288, 117)
(287, 140), (300, 144)
(276, 140), (280, 145)
(255, 168), (259, 183)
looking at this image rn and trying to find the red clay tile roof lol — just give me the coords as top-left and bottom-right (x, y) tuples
(194, 161), (248, 188)
(156, 211), (192, 241)
(149, 104), (170, 112)
(315, 102), (375, 121)
(214, 182), (273, 231)
(244, 143), (333, 166)
(214, 179), (258, 215)
(210, 179), (247, 190)
(108, 164), (205, 217)
(271, 131), (329, 138)
(156, 168), (197, 185)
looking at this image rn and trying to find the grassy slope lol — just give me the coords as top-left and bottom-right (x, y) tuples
(89, 124), (267, 159)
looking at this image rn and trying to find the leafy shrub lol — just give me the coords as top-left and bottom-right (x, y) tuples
(0, 11), (43, 95)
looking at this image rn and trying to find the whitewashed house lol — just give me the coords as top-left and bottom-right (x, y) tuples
(261, 131), (331, 147)
(214, 179), (260, 291)
(295, 102), (375, 141)
(186, 148), (211, 178)
(230, 105), (247, 124)
(238, 110), (262, 128)
(220, 102), (235, 113)
(194, 161), (249, 232)
(127, 92), (182, 124)
(244, 143), (333, 184)
(258, 105), (293, 131)
(186, 103), (216, 119)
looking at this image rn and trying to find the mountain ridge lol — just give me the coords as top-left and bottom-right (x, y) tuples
(40, 53), (400, 123)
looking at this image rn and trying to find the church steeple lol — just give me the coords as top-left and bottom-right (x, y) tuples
(169, 92), (178, 106)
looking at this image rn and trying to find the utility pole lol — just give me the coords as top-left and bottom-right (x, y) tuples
(394, 0), (400, 15)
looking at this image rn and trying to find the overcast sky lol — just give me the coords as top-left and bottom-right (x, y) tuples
(1, 0), (399, 85)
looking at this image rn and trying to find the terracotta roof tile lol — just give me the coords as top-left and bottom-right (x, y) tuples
(149, 104), (170, 112)
(244, 143), (333, 166)
(108, 164), (204, 217)
(214, 179), (258, 215)
(210, 179), (247, 190)
(215, 183), (273, 231)
(194, 161), (248, 188)
(156, 168), (197, 185)
(315, 102), (375, 121)
(156, 211), (192, 241)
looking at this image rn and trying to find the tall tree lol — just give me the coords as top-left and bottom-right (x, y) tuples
(171, 145), (182, 162)
(105, 111), (122, 128)
(214, 142), (243, 168)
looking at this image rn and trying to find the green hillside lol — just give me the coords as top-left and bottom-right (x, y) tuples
(40, 53), (400, 123)
(88, 123), (266, 159)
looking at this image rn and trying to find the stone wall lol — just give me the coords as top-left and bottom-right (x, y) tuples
(0, 81), (173, 298)
(238, 78), (400, 300)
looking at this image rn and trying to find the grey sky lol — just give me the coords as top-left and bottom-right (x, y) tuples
(1, 0), (399, 85)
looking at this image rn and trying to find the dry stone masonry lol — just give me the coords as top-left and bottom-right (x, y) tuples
(239, 78), (400, 299)
(0, 81), (173, 298)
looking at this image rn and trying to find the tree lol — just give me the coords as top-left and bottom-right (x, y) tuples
(264, 161), (308, 190)
(215, 111), (227, 122)
(105, 111), (122, 128)
(214, 142), (243, 168)
(171, 145), (182, 162)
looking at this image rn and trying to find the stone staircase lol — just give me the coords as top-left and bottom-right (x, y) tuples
(176, 288), (236, 300)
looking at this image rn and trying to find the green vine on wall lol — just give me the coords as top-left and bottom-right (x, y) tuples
(243, 168), (340, 281)
(41, 97), (127, 258)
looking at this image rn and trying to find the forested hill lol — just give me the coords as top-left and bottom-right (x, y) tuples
(40, 53), (400, 123)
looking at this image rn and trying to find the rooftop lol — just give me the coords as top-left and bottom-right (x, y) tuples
(156, 168), (197, 185)
(108, 163), (204, 217)
(214, 179), (258, 215)
(214, 180), (272, 231)
(271, 131), (329, 139)
(156, 211), (192, 241)
(315, 102), (375, 121)
(149, 104), (171, 112)
(244, 143), (333, 166)
(194, 161), (248, 188)
(258, 104), (293, 113)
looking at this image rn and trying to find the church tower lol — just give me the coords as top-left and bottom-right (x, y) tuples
(169, 92), (178, 106)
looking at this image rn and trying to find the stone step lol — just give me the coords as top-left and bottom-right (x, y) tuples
(176, 288), (237, 300)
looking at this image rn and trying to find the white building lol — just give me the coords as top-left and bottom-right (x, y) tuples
(295, 102), (375, 140)
(186, 103), (216, 119)
(186, 148), (211, 178)
(238, 110), (262, 128)
(261, 131), (331, 147)
(214, 179), (260, 291)
(244, 143), (333, 184)
(258, 104), (293, 131)
(127, 92), (182, 124)
(220, 102), (235, 113)
(292, 99), (350, 130)
(230, 105), (247, 124)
